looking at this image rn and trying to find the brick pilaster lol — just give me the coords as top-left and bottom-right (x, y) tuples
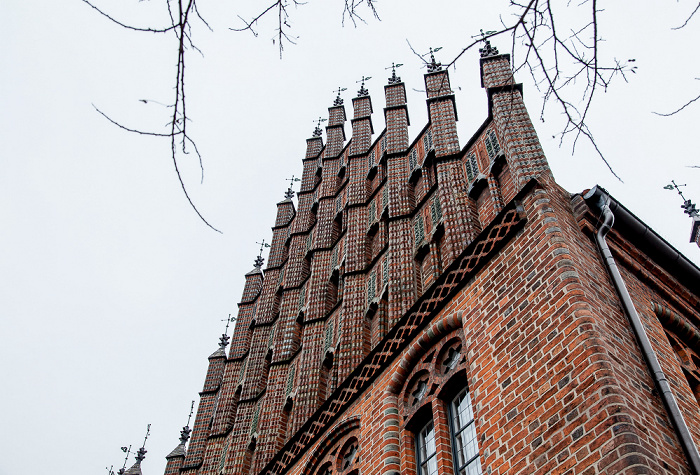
(425, 70), (459, 157)
(480, 51), (552, 189)
(326, 99), (347, 158)
(350, 93), (373, 156)
(384, 80), (410, 154)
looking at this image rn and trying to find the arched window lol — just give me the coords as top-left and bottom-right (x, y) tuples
(399, 329), (483, 475)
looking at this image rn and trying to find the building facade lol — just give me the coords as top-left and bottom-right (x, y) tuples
(160, 44), (700, 475)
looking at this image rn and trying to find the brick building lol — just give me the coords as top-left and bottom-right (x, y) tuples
(157, 43), (700, 475)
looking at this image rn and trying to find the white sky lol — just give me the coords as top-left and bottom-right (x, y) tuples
(1, 1), (699, 474)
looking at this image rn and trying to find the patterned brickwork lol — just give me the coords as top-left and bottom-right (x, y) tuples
(326, 105), (347, 158)
(350, 96), (373, 156)
(482, 55), (552, 190)
(425, 70), (452, 99)
(384, 82), (409, 154)
(169, 55), (700, 475)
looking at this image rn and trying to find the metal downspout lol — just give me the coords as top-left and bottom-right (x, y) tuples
(593, 195), (700, 475)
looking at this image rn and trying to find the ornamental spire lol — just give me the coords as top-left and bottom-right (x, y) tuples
(312, 117), (326, 137)
(254, 239), (270, 268)
(333, 87), (347, 106)
(664, 180), (698, 218)
(284, 175), (301, 199)
(166, 401), (195, 459)
(385, 62), (403, 84)
(356, 76), (371, 97)
(123, 424), (150, 475)
(425, 47), (443, 72)
(474, 29), (499, 57)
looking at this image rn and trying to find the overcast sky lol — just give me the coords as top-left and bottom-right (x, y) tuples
(1, 1), (699, 474)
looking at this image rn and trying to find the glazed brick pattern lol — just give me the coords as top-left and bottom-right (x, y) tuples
(425, 70), (452, 99)
(169, 55), (699, 475)
(305, 137), (323, 160)
(273, 200), (295, 228)
(435, 159), (474, 261)
(384, 83), (409, 154)
(429, 102), (460, 158)
(210, 359), (244, 437)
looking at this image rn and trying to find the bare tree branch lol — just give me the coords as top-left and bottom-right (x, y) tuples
(653, 91), (700, 116)
(673, 1), (700, 29)
(86, 0), (220, 232)
(81, 0), (177, 33)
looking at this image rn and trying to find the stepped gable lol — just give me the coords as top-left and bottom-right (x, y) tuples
(165, 47), (700, 475)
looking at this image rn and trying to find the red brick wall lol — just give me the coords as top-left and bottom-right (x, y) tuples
(172, 54), (698, 475)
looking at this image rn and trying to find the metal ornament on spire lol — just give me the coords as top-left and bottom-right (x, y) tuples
(425, 47), (443, 73)
(385, 62), (404, 84)
(473, 29), (499, 57)
(285, 175), (301, 199)
(312, 117), (326, 137)
(333, 87), (347, 106)
(356, 76), (372, 97)
(136, 424), (151, 462)
(255, 239), (271, 268)
(664, 180), (698, 218)
(116, 445), (132, 475)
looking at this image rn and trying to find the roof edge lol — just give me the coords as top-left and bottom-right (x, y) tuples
(583, 185), (700, 298)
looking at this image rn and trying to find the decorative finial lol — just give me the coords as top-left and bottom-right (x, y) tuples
(179, 425), (192, 444)
(118, 445), (131, 475)
(219, 333), (230, 349)
(179, 400), (195, 444)
(255, 239), (271, 268)
(425, 47), (443, 72)
(312, 117), (326, 137)
(106, 465), (115, 475)
(134, 447), (147, 464)
(356, 76), (372, 97)
(664, 180), (698, 218)
(385, 62), (404, 84)
(135, 424), (151, 463)
(333, 87), (347, 106)
(285, 175), (301, 199)
(474, 29), (499, 57)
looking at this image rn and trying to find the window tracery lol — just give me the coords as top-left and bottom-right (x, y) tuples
(399, 328), (482, 475)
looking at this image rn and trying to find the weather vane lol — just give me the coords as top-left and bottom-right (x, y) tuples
(664, 180), (698, 217)
(385, 62), (403, 84)
(423, 47), (443, 73)
(356, 76), (372, 97)
(333, 87), (347, 106)
(473, 29), (499, 57)
(219, 315), (232, 349)
(312, 117), (327, 137)
(221, 313), (236, 336)
(472, 28), (497, 41)
(117, 444), (131, 475)
(187, 400), (195, 428)
(177, 400), (195, 445)
(141, 424), (151, 450)
(285, 175), (301, 199)
(255, 239), (271, 268)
